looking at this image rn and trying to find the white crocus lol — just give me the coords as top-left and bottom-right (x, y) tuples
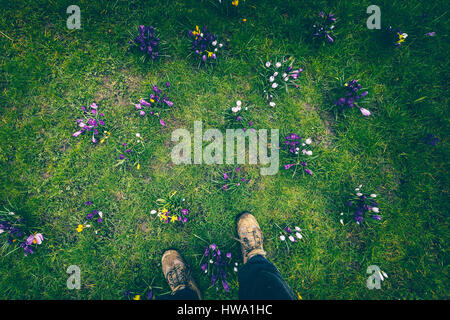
(360, 108), (371, 116)
(295, 232), (302, 239)
(212, 40), (217, 46)
(282, 73), (287, 78)
(150, 210), (157, 214)
(372, 207), (380, 213)
(356, 192), (363, 197)
(272, 83), (278, 88)
(340, 219), (344, 225)
(269, 102), (276, 107)
(276, 62), (281, 68)
(269, 76), (275, 82)
(284, 77), (289, 81)
(98, 211), (103, 218)
(236, 100), (242, 107)
(288, 235), (295, 242)
(265, 61), (271, 67)
(273, 72), (278, 77)
(136, 133), (141, 137)
(370, 194), (377, 198)
(219, 43), (223, 47)
(294, 226), (301, 231)
(279, 235), (286, 241)
(305, 138), (312, 145)
(233, 267), (238, 272)
(306, 150), (313, 156)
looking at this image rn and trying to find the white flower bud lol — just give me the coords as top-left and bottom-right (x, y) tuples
(279, 235), (286, 241)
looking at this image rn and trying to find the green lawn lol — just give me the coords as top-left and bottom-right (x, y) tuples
(0, 0), (448, 300)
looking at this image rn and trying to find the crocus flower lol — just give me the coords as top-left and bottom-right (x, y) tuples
(360, 108), (371, 116)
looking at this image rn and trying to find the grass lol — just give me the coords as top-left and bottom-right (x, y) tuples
(0, 0), (448, 299)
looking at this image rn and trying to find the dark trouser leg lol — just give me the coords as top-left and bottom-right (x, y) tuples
(238, 255), (296, 300)
(156, 287), (200, 300)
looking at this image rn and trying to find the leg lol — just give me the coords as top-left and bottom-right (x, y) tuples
(158, 249), (202, 300)
(238, 255), (296, 300)
(236, 212), (296, 300)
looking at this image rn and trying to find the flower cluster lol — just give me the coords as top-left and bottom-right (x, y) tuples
(224, 100), (254, 131)
(385, 26), (408, 47)
(216, 167), (250, 192)
(135, 83), (172, 127)
(76, 201), (104, 233)
(0, 210), (44, 256)
(260, 57), (303, 107)
(187, 26), (224, 65)
(201, 244), (238, 293)
(275, 223), (304, 252)
(313, 11), (336, 43)
(73, 103), (109, 143)
(115, 133), (145, 170)
(334, 80), (371, 116)
(344, 185), (381, 225)
(129, 25), (160, 60)
(152, 191), (189, 224)
(282, 134), (315, 176)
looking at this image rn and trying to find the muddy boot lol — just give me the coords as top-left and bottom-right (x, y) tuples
(236, 212), (267, 264)
(161, 249), (202, 299)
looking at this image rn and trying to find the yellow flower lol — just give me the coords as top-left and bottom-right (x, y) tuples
(206, 50), (213, 57)
(150, 99), (155, 103)
(232, 0), (239, 6)
(76, 224), (84, 232)
(100, 139), (105, 144)
(162, 208), (169, 213)
(170, 215), (178, 223)
(297, 292), (303, 300)
(243, 18), (247, 22)
(133, 295), (141, 300)
(137, 163), (140, 170)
